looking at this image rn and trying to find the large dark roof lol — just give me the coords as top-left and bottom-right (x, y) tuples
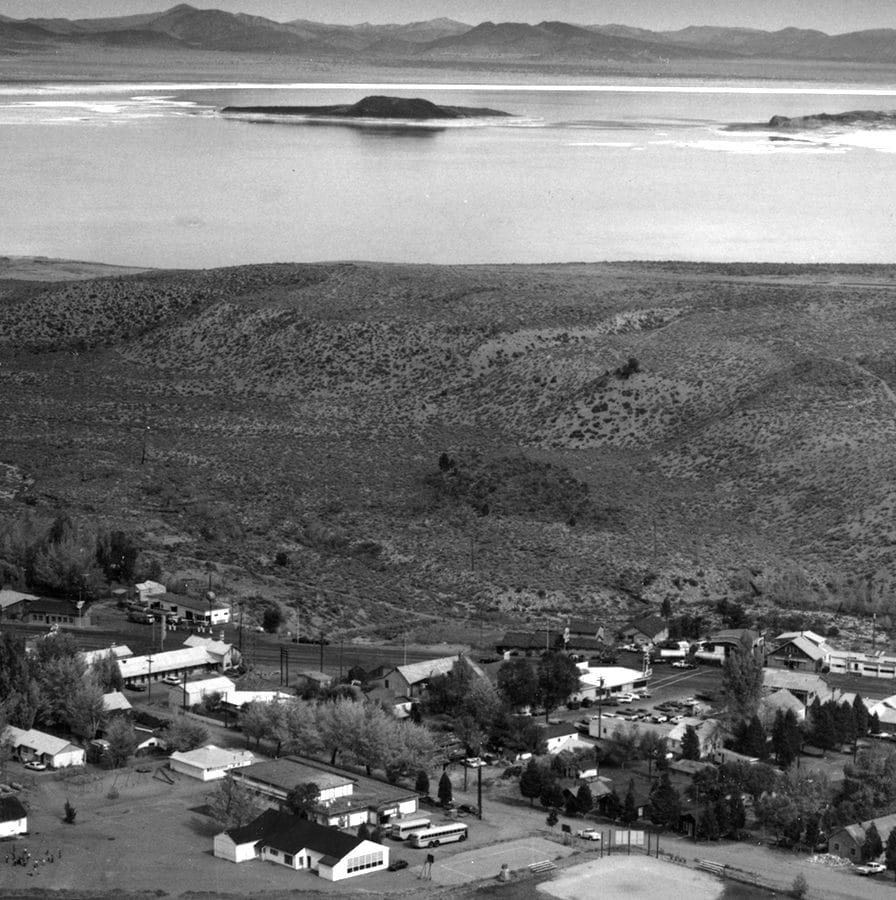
(226, 809), (363, 858)
(0, 795), (27, 822)
(624, 615), (667, 638)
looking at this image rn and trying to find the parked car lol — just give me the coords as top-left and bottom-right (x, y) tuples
(856, 862), (886, 876)
(461, 758), (486, 768)
(616, 693), (636, 703)
(577, 829), (602, 841)
(126, 683), (147, 692)
(388, 859), (409, 872)
(24, 761), (47, 771)
(672, 660), (695, 669)
(651, 714), (669, 724)
(459, 804), (479, 816)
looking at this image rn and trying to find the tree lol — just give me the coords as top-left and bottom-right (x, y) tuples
(438, 771), (453, 806)
(714, 799), (732, 838)
(603, 789), (622, 821)
(496, 658), (540, 711)
(791, 873), (808, 900)
(286, 782), (320, 819)
(681, 725), (701, 760)
(853, 694), (869, 737)
(357, 822), (371, 840)
(262, 604), (283, 633)
(537, 652), (581, 722)
(63, 800), (77, 824)
(699, 805), (720, 841)
(622, 779), (639, 825)
(162, 718), (209, 752)
(885, 827), (896, 880)
(105, 717), (137, 768)
(721, 635), (764, 725)
(95, 529), (139, 583)
(68, 678), (108, 741)
(415, 770), (430, 796)
(863, 822), (884, 862)
(546, 808), (559, 829)
(728, 794), (746, 833)
(612, 723), (641, 768)
(207, 775), (263, 829)
(576, 783), (594, 816)
(540, 778), (565, 810)
(648, 772), (681, 829)
(90, 650), (124, 692)
(737, 715), (768, 759)
(520, 759), (543, 807)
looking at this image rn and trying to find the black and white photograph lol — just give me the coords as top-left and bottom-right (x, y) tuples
(1, 2), (896, 898)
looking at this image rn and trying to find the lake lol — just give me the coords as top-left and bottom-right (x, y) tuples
(2, 79), (895, 267)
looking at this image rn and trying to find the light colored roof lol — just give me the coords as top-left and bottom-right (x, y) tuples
(0, 589), (38, 609)
(578, 666), (646, 690)
(394, 656), (458, 686)
(118, 646), (210, 679)
(237, 757), (355, 793)
(2, 725), (81, 758)
(770, 634), (828, 661)
(169, 745), (260, 771)
(181, 676), (236, 695)
(776, 630), (827, 647)
(222, 691), (293, 708)
(102, 691), (133, 713)
(182, 635), (233, 657)
(82, 645), (133, 666)
(869, 696), (896, 726)
(667, 717), (720, 743)
(135, 580), (166, 595)
(763, 669), (829, 696)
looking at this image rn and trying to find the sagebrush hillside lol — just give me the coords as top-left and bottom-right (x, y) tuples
(2, 260), (896, 642)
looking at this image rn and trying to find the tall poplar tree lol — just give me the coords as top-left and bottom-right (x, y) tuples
(721, 635), (764, 725)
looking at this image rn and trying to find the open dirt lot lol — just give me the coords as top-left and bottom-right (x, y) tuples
(431, 837), (576, 886)
(537, 855), (723, 900)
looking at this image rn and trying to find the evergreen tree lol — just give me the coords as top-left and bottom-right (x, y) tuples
(622, 779), (639, 825)
(648, 772), (681, 829)
(772, 710), (794, 767)
(438, 771), (453, 806)
(863, 822), (884, 862)
(565, 793), (579, 818)
(853, 694), (869, 737)
(812, 704), (838, 750)
(546, 808), (559, 829)
(885, 827), (896, 880)
(415, 770), (430, 796)
(728, 794), (746, 833)
(357, 822), (370, 840)
(576, 783), (594, 816)
(681, 724), (701, 760)
(742, 715), (768, 759)
(519, 759), (543, 807)
(714, 799), (732, 838)
(604, 789), (622, 820)
(870, 712), (882, 734)
(540, 778), (565, 810)
(699, 805), (720, 841)
(784, 709), (803, 763)
(804, 813), (821, 850)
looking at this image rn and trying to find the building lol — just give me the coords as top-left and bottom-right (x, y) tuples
(0, 795), (28, 839)
(621, 615), (669, 646)
(577, 664), (649, 702)
(135, 580), (167, 604)
(220, 690), (294, 711)
(183, 634), (239, 669)
(0, 589), (38, 617)
(166, 675), (236, 708)
(19, 597), (83, 626)
(867, 696), (896, 729)
(763, 669), (831, 709)
(81, 645), (133, 667)
(2, 726), (85, 769)
(695, 629), (764, 664)
(828, 648), (896, 680)
(765, 632), (832, 673)
(213, 808), (389, 881)
(231, 755), (420, 828)
(758, 688), (805, 728)
(168, 745), (262, 781)
(295, 670), (335, 692)
(540, 722), (580, 754)
(829, 812), (896, 861)
(370, 656), (459, 699)
(102, 691), (133, 716)
(148, 593), (230, 625)
(117, 645), (223, 686)
(667, 718), (723, 758)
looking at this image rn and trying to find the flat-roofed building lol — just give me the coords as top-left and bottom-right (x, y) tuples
(168, 745), (262, 781)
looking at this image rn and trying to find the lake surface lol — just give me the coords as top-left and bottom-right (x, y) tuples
(2, 79), (895, 267)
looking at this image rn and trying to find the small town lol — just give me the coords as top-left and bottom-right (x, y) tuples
(2, 581), (896, 900)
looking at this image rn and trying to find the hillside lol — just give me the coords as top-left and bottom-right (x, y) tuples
(2, 261), (896, 645)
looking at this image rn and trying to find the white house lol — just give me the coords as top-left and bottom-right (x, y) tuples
(166, 675), (237, 708)
(118, 646), (217, 686)
(540, 722), (580, 754)
(168, 745), (262, 781)
(82, 645), (133, 667)
(102, 691), (133, 715)
(0, 795), (28, 838)
(370, 656), (459, 698)
(2, 726), (85, 769)
(183, 634), (239, 669)
(667, 718), (723, 758)
(221, 690), (293, 709)
(213, 809), (388, 881)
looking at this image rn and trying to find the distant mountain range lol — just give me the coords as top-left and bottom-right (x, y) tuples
(4, 3), (896, 64)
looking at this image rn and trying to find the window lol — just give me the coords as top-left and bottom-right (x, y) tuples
(269, 848), (279, 857)
(284, 854), (293, 866)
(346, 851), (384, 873)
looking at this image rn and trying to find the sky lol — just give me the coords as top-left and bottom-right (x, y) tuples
(4, 1), (896, 34)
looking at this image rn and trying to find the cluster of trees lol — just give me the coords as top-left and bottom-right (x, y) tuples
(832, 743), (896, 827)
(518, 757), (599, 819)
(238, 696), (436, 781)
(807, 695), (873, 750)
(496, 653), (581, 722)
(0, 512), (139, 600)
(0, 632), (121, 739)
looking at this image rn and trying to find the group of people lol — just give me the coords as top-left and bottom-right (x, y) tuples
(5, 846), (61, 874)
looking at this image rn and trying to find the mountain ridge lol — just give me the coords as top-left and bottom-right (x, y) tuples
(4, 5), (896, 65)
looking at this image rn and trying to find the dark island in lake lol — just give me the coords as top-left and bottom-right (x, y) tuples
(221, 94), (511, 120)
(728, 109), (896, 132)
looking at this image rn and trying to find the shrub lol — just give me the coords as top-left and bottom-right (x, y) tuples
(64, 800), (77, 824)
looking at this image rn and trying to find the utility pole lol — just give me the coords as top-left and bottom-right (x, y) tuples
(147, 654), (153, 704)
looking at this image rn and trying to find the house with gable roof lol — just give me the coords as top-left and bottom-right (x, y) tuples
(620, 615), (668, 646)
(766, 631), (832, 673)
(369, 655), (460, 699)
(2, 725), (85, 769)
(213, 808), (388, 880)
(829, 812), (896, 861)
